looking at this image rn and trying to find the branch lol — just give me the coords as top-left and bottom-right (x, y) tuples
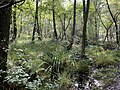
(0, 0), (25, 9)
(58, 14), (64, 30)
(65, 17), (71, 30)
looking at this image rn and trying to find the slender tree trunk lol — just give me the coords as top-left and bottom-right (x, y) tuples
(94, 0), (100, 44)
(78, 1), (90, 88)
(67, 0), (76, 50)
(52, 0), (58, 39)
(81, 0), (90, 58)
(11, 4), (17, 42)
(18, 13), (23, 38)
(95, 16), (98, 41)
(39, 14), (42, 40)
(63, 13), (66, 40)
(39, 0), (42, 40)
(0, 0), (11, 84)
(32, 21), (36, 42)
(32, 0), (41, 42)
(36, 0), (41, 41)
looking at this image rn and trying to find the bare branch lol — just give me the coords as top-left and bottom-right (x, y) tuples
(0, 0), (25, 9)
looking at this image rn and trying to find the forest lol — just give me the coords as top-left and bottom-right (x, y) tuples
(0, 0), (120, 90)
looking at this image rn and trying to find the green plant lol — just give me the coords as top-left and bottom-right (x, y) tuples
(94, 50), (118, 67)
(76, 60), (89, 74)
(5, 66), (42, 90)
(58, 72), (73, 90)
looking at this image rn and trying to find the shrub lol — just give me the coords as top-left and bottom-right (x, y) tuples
(94, 50), (118, 67)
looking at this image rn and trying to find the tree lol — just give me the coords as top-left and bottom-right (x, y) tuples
(106, 0), (119, 45)
(67, 0), (76, 50)
(0, 0), (12, 84)
(32, 0), (41, 42)
(81, 0), (90, 58)
(0, 0), (25, 88)
(52, 0), (58, 39)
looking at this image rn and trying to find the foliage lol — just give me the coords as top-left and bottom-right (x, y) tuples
(5, 66), (42, 90)
(86, 45), (120, 67)
(8, 38), (77, 89)
(76, 60), (89, 74)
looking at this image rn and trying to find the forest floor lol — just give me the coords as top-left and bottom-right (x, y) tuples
(86, 62), (120, 90)
(106, 63), (120, 90)
(8, 35), (120, 90)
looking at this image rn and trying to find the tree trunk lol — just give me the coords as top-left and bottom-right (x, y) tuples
(94, 7), (99, 44)
(0, 0), (11, 83)
(67, 0), (76, 50)
(52, 0), (58, 39)
(18, 13), (23, 38)
(81, 0), (90, 58)
(32, 0), (41, 42)
(63, 13), (66, 40)
(11, 4), (17, 42)
(39, 0), (42, 40)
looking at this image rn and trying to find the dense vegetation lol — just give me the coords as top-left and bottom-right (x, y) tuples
(0, 0), (120, 90)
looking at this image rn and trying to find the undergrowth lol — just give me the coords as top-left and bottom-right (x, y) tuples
(7, 35), (120, 90)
